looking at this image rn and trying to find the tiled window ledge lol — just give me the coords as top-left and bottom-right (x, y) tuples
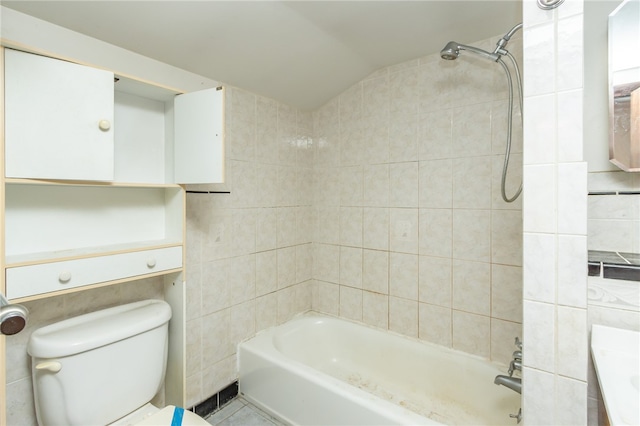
(588, 250), (640, 282)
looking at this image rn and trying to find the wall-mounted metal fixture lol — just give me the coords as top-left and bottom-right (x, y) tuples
(0, 293), (29, 335)
(440, 22), (524, 203)
(538, 0), (565, 10)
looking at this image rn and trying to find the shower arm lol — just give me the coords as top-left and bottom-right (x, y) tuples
(439, 22), (524, 203)
(493, 23), (523, 55)
(457, 43), (501, 62)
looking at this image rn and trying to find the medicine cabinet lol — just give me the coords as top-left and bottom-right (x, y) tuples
(608, 0), (640, 171)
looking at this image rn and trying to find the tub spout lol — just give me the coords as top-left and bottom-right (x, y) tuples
(494, 375), (521, 394)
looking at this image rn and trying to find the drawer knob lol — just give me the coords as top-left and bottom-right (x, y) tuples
(98, 119), (111, 131)
(146, 258), (157, 268)
(58, 271), (72, 283)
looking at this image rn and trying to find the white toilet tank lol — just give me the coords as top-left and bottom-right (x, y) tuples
(28, 299), (172, 426)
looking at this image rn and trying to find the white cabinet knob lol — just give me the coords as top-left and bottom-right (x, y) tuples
(35, 361), (62, 373)
(58, 271), (72, 283)
(98, 119), (111, 131)
(146, 258), (157, 268)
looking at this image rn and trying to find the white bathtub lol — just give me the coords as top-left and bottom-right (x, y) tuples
(239, 314), (521, 425)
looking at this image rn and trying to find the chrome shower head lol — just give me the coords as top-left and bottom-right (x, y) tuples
(439, 41), (500, 62)
(440, 41), (460, 60)
(0, 293), (28, 335)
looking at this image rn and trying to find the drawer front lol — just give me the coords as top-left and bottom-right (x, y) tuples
(6, 246), (182, 299)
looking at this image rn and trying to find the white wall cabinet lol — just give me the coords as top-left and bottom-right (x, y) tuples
(4, 47), (225, 186)
(2, 47), (225, 302)
(175, 87), (225, 184)
(4, 48), (115, 181)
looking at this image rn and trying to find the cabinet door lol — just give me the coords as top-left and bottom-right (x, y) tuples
(4, 49), (114, 180)
(174, 86), (225, 184)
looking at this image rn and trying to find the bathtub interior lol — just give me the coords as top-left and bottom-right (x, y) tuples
(244, 315), (521, 426)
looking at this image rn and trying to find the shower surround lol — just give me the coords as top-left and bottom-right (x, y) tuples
(183, 33), (524, 409)
(312, 33), (523, 365)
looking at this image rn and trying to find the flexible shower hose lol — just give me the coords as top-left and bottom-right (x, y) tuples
(497, 50), (523, 203)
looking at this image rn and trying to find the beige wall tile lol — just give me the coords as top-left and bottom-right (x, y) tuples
(340, 286), (363, 321)
(419, 303), (452, 347)
(363, 291), (389, 329)
(389, 252), (419, 300)
(491, 264), (523, 322)
(362, 249), (389, 294)
(452, 310), (490, 358)
(418, 256), (452, 307)
(452, 209), (491, 262)
(389, 296), (418, 337)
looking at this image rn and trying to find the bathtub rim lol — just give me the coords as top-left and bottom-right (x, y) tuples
(238, 311), (521, 425)
(244, 311), (516, 372)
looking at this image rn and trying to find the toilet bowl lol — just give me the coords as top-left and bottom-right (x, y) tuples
(27, 300), (209, 426)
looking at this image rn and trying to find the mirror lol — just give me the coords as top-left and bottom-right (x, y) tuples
(609, 0), (640, 171)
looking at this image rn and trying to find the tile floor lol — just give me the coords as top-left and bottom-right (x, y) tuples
(205, 398), (288, 426)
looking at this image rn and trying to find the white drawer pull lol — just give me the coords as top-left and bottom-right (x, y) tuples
(35, 361), (62, 373)
(98, 119), (111, 131)
(58, 271), (72, 283)
(146, 258), (157, 268)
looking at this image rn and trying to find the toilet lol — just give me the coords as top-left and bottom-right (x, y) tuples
(27, 299), (209, 426)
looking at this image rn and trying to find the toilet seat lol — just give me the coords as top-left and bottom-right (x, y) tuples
(136, 405), (210, 426)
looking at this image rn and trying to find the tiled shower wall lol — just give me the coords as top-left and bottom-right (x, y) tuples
(311, 33), (524, 365)
(185, 32), (525, 406)
(521, 0), (589, 424)
(184, 89), (315, 406)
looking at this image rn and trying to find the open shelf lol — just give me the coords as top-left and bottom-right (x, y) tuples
(5, 183), (184, 266)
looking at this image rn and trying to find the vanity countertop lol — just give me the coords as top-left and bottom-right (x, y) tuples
(591, 324), (640, 426)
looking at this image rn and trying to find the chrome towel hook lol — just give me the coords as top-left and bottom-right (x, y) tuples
(0, 292), (29, 335)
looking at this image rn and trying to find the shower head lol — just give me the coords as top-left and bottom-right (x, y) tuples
(440, 41), (500, 62)
(0, 293), (28, 335)
(440, 41), (460, 60)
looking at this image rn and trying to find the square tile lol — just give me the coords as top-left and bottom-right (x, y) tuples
(419, 303), (452, 347)
(452, 156), (492, 209)
(452, 209), (491, 262)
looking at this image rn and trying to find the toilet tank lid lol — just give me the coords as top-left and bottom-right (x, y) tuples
(27, 299), (172, 358)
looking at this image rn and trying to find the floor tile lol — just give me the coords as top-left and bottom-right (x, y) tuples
(216, 406), (276, 426)
(205, 399), (245, 425)
(206, 399), (288, 426)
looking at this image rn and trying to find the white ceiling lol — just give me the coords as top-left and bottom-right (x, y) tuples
(2, 1), (522, 111)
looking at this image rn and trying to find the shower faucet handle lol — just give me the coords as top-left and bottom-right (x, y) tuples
(509, 408), (522, 424)
(508, 359), (522, 376)
(514, 337), (522, 350)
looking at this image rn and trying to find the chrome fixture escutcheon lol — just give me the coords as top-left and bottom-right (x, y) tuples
(538, 0), (565, 10)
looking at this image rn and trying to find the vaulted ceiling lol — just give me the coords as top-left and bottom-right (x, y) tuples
(2, 1), (522, 110)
